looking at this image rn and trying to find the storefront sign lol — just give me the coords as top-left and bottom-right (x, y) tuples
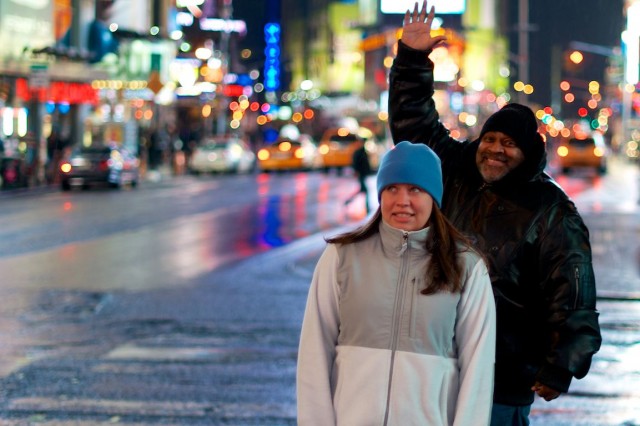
(29, 64), (50, 88)
(16, 78), (99, 104)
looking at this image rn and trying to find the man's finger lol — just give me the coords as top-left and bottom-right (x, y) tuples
(419, 0), (427, 21)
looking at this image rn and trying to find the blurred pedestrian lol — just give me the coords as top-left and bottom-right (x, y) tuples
(388, 2), (602, 425)
(45, 129), (66, 184)
(148, 125), (169, 171)
(297, 141), (496, 425)
(344, 141), (372, 213)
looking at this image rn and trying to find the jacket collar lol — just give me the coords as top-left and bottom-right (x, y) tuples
(379, 219), (429, 257)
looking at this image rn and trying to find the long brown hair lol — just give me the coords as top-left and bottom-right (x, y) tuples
(326, 206), (477, 294)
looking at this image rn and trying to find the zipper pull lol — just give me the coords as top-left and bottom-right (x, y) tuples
(399, 232), (408, 255)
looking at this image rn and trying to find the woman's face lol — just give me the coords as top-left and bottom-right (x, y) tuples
(380, 183), (434, 231)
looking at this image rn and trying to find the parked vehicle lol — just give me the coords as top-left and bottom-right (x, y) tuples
(317, 126), (386, 173)
(624, 139), (639, 163)
(59, 144), (139, 191)
(556, 133), (608, 174)
(188, 136), (255, 174)
(256, 134), (318, 172)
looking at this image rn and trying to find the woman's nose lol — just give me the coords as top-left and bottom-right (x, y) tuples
(396, 190), (410, 204)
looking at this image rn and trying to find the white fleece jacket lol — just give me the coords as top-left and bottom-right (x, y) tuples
(297, 220), (496, 426)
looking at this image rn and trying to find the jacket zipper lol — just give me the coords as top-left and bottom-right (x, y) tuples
(452, 181), (490, 228)
(383, 232), (410, 426)
(573, 265), (580, 308)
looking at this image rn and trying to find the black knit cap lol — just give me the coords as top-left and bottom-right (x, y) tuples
(479, 103), (542, 159)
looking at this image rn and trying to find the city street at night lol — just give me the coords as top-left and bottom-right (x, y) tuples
(0, 157), (638, 425)
(1, 0), (640, 425)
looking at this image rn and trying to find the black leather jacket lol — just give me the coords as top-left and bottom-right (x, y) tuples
(389, 41), (602, 405)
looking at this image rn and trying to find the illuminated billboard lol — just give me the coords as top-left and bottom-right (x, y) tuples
(0, 0), (54, 57)
(381, 0), (465, 14)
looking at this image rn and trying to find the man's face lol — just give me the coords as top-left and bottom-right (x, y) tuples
(475, 131), (526, 183)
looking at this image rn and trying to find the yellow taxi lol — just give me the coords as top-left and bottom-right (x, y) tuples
(556, 132), (608, 175)
(256, 135), (318, 172)
(317, 126), (385, 172)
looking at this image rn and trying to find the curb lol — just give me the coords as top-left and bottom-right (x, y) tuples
(597, 291), (640, 301)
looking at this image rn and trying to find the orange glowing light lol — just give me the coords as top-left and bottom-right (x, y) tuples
(569, 50), (584, 64)
(257, 149), (269, 160)
(279, 141), (292, 151)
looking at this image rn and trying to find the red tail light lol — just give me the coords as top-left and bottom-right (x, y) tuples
(98, 160), (109, 171)
(60, 163), (72, 173)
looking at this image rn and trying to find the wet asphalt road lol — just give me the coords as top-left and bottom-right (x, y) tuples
(0, 158), (639, 425)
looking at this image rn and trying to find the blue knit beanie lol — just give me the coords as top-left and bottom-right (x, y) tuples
(376, 141), (443, 207)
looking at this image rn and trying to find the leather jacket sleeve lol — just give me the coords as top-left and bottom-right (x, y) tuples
(389, 42), (459, 153)
(535, 201), (601, 391)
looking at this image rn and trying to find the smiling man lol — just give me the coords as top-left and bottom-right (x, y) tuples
(388, 2), (602, 425)
(475, 104), (538, 184)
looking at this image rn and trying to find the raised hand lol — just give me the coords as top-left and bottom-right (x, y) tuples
(401, 0), (447, 51)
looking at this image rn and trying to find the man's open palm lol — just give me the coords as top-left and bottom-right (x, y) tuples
(401, 0), (447, 51)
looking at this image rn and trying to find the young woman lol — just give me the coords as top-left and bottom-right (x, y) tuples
(297, 141), (496, 426)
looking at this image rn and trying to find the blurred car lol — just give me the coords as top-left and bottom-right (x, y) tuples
(188, 136), (255, 174)
(624, 139), (639, 162)
(59, 145), (139, 191)
(256, 134), (318, 172)
(317, 126), (385, 173)
(556, 133), (608, 174)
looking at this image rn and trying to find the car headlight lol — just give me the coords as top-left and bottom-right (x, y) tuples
(257, 149), (270, 160)
(557, 146), (569, 157)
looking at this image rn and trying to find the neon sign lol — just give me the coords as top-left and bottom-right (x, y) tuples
(15, 79), (99, 104)
(263, 23), (281, 92)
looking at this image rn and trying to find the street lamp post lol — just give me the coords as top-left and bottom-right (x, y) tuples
(517, 0), (529, 104)
(216, 0), (233, 136)
(623, 1), (640, 145)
